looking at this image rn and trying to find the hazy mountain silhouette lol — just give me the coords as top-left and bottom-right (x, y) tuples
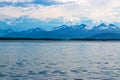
(1, 23), (120, 40)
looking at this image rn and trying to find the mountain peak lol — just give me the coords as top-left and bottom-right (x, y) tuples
(109, 24), (116, 26)
(98, 23), (107, 27)
(108, 24), (119, 30)
(72, 24), (88, 30)
(52, 25), (69, 31)
(80, 24), (87, 27)
(26, 28), (45, 33)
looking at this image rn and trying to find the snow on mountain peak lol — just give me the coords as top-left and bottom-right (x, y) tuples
(93, 23), (119, 30)
(51, 23), (119, 31)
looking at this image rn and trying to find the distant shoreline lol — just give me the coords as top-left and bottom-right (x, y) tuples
(0, 37), (120, 41)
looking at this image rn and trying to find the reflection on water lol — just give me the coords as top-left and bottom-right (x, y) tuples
(0, 41), (120, 80)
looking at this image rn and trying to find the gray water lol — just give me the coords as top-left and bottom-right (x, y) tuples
(0, 41), (120, 80)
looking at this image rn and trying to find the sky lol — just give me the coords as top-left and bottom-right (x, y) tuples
(0, 0), (120, 30)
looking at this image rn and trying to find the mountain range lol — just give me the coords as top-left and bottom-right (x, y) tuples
(0, 23), (120, 40)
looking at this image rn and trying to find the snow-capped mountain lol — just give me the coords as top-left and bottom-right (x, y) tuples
(0, 16), (51, 31)
(93, 23), (120, 31)
(1, 23), (120, 39)
(52, 24), (88, 31)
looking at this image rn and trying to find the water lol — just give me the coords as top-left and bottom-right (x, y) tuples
(0, 41), (120, 80)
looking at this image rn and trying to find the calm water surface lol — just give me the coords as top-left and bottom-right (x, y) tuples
(0, 41), (120, 80)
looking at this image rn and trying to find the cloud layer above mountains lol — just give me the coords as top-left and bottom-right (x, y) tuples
(0, 0), (120, 28)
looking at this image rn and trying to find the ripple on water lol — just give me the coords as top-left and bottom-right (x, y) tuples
(12, 79), (20, 80)
(49, 63), (57, 65)
(9, 74), (26, 78)
(0, 73), (6, 77)
(40, 62), (46, 64)
(113, 68), (120, 70)
(10, 67), (19, 70)
(16, 60), (29, 67)
(51, 70), (67, 75)
(38, 71), (48, 75)
(0, 65), (8, 67)
(71, 69), (87, 73)
(96, 62), (109, 65)
(74, 79), (83, 80)
(102, 78), (117, 80)
(28, 71), (36, 75)
(16, 62), (24, 67)
(45, 65), (51, 69)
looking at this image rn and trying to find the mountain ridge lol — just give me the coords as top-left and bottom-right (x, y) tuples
(0, 23), (120, 39)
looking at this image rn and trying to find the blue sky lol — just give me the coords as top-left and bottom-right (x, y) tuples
(0, 0), (120, 30)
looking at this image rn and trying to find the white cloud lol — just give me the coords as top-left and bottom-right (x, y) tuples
(0, 0), (33, 3)
(0, 0), (120, 24)
(0, 6), (26, 18)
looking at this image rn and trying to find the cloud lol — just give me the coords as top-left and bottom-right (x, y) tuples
(0, 0), (120, 25)
(0, 0), (33, 3)
(0, 4), (89, 25)
(0, 0), (64, 6)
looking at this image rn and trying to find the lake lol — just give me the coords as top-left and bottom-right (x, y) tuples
(0, 41), (120, 80)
